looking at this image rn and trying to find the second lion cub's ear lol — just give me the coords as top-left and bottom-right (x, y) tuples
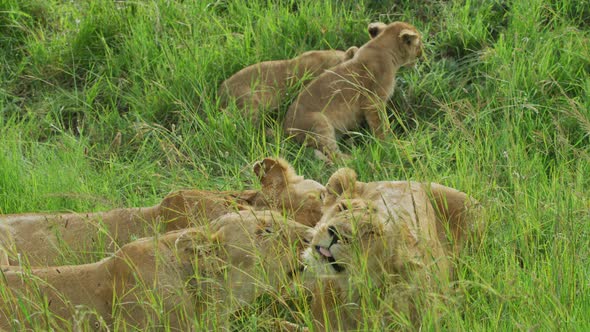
(345, 46), (359, 59)
(325, 168), (357, 201)
(253, 157), (298, 189)
(368, 22), (387, 39)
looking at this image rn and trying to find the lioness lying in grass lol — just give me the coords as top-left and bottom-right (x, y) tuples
(0, 210), (311, 331)
(0, 157), (325, 266)
(284, 168), (480, 331)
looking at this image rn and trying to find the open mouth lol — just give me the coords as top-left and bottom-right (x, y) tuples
(315, 245), (345, 273)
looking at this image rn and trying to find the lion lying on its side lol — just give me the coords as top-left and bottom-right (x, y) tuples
(287, 168), (480, 331)
(0, 210), (311, 331)
(0, 157), (325, 266)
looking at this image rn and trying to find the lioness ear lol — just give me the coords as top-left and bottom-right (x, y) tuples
(368, 22), (387, 39)
(253, 157), (297, 189)
(344, 46), (358, 59)
(325, 168), (357, 199)
(399, 29), (419, 46)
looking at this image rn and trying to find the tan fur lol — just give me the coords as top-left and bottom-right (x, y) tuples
(294, 168), (479, 330)
(0, 210), (311, 330)
(283, 22), (423, 161)
(0, 157), (325, 266)
(251, 157), (325, 227)
(161, 158), (325, 229)
(0, 207), (162, 267)
(422, 182), (482, 258)
(219, 47), (358, 124)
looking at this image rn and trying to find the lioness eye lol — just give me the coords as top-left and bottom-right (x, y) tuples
(255, 227), (273, 236)
(328, 226), (342, 243)
(337, 201), (350, 211)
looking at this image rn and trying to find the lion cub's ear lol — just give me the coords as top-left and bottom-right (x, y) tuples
(325, 168), (357, 201)
(344, 46), (359, 59)
(399, 29), (420, 46)
(253, 157), (298, 189)
(368, 22), (387, 39)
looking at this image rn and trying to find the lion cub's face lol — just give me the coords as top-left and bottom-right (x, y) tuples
(370, 21), (423, 67)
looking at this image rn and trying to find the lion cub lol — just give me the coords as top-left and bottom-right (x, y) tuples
(283, 21), (423, 161)
(0, 210), (311, 331)
(219, 47), (358, 124)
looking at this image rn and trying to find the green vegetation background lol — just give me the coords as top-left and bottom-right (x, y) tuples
(1, 0), (588, 330)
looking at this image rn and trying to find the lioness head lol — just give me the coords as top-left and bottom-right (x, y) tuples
(305, 167), (447, 278)
(370, 21), (422, 67)
(302, 169), (465, 329)
(254, 157), (325, 226)
(304, 206), (398, 278)
(304, 168), (399, 280)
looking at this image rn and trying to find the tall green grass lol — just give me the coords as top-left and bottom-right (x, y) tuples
(1, 0), (588, 330)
